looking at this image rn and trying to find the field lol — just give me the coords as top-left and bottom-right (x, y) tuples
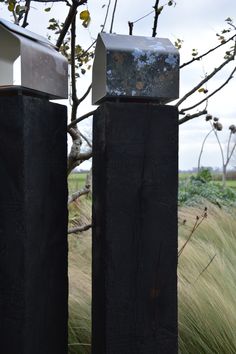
(179, 171), (236, 190)
(214, 179), (236, 190)
(68, 171), (236, 195)
(67, 175), (236, 353)
(68, 173), (87, 194)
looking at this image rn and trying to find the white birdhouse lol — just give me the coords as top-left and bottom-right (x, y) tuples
(0, 18), (68, 99)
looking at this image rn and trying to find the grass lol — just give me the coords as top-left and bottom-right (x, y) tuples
(178, 203), (236, 353)
(68, 197), (92, 354)
(68, 173), (87, 194)
(214, 179), (236, 190)
(68, 189), (236, 353)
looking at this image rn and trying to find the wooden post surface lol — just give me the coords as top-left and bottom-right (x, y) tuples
(0, 95), (68, 354)
(92, 102), (178, 354)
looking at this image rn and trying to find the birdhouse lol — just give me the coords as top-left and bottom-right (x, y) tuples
(0, 18), (68, 99)
(92, 33), (179, 105)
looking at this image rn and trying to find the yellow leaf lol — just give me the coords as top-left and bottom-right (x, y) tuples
(80, 10), (91, 28)
(80, 10), (90, 21)
(8, 2), (15, 12)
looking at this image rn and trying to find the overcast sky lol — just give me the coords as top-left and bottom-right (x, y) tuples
(1, 0), (236, 170)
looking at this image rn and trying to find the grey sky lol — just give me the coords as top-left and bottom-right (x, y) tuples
(1, 0), (236, 170)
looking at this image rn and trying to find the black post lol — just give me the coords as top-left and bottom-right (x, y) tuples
(0, 95), (68, 354)
(92, 102), (178, 353)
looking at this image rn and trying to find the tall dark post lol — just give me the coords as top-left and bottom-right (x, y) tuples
(92, 33), (179, 353)
(0, 20), (68, 354)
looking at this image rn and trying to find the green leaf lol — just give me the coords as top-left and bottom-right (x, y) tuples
(45, 7), (51, 12)
(157, 6), (163, 15)
(198, 88), (205, 93)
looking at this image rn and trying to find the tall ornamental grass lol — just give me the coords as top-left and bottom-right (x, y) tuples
(178, 203), (236, 353)
(68, 197), (236, 353)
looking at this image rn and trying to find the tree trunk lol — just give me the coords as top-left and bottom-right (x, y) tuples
(222, 164), (227, 189)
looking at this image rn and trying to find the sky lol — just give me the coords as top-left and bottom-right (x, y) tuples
(1, 0), (236, 170)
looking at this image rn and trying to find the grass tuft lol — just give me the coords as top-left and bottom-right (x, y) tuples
(178, 203), (236, 353)
(68, 195), (236, 353)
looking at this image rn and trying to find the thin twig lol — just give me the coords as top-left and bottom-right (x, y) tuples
(178, 210), (207, 257)
(21, 0), (31, 28)
(211, 121), (225, 167)
(71, 16), (79, 122)
(101, 0), (111, 32)
(109, 0), (118, 33)
(67, 109), (96, 129)
(78, 84), (92, 104)
(178, 109), (208, 125)
(180, 34), (236, 69)
(226, 131), (233, 163)
(68, 224), (92, 234)
(133, 10), (154, 24)
(179, 66), (236, 113)
(152, 0), (160, 37)
(197, 128), (214, 172)
(196, 254), (217, 280)
(226, 140), (236, 166)
(175, 56), (234, 108)
(77, 39), (97, 61)
(12, 9), (19, 25)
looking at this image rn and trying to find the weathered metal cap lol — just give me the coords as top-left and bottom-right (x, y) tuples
(0, 18), (68, 99)
(92, 33), (179, 105)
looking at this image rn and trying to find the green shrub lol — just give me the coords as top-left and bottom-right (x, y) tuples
(196, 167), (212, 182)
(179, 177), (236, 207)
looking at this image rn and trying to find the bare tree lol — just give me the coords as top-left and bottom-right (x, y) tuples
(198, 115), (236, 188)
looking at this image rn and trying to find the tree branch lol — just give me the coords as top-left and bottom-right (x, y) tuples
(67, 149), (92, 176)
(179, 66), (236, 114)
(109, 0), (118, 33)
(178, 109), (208, 125)
(175, 56), (235, 108)
(211, 121), (225, 166)
(71, 16), (79, 122)
(197, 127), (214, 172)
(128, 21), (134, 35)
(152, 0), (160, 37)
(67, 109), (96, 130)
(80, 131), (92, 148)
(68, 224), (92, 234)
(56, 0), (87, 50)
(77, 150), (92, 161)
(77, 39), (97, 61)
(78, 84), (92, 105)
(68, 186), (90, 205)
(101, 0), (111, 32)
(226, 139), (236, 166)
(22, 0), (31, 28)
(180, 34), (236, 69)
